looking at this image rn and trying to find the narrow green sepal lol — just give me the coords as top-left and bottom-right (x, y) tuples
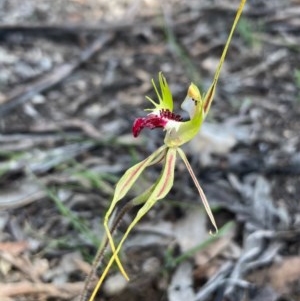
(146, 72), (173, 112)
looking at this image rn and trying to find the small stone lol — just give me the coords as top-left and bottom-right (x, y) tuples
(76, 80), (87, 91)
(0, 93), (6, 104)
(142, 257), (160, 275)
(103, 273), (128, 296)
(31, 94), (46, 104)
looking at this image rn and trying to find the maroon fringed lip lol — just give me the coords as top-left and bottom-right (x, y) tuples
(132, 109), (182, 138)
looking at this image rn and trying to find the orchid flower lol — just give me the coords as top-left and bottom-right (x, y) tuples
(83, 1), (246, 300)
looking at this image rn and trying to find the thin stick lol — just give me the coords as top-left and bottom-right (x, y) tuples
(0, 34), (113, 116)
(80, 201), (133, 301)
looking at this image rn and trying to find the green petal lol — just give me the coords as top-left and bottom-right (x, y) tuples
(89, 148), (177, 301)
(103, 145), (167, 280)
(105, 145), (167, 217)
(177, 147), (218, 234)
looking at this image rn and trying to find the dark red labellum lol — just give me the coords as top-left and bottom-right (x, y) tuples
(132, 109), (182, 138)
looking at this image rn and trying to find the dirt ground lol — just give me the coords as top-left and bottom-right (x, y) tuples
(0, 0), (300, 300)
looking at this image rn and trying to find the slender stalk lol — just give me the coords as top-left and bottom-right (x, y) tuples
(80, 179), (164, 301)
(80, 201), (134, 301)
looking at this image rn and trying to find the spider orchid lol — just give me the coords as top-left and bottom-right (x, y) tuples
(84, 1), (246, 300)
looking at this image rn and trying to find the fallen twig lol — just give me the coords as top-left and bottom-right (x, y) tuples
(80, 201), (134, 301)
(0, 23), (132, 38)
(0, 33), (113, 116)
(0, 281), (83, 299)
